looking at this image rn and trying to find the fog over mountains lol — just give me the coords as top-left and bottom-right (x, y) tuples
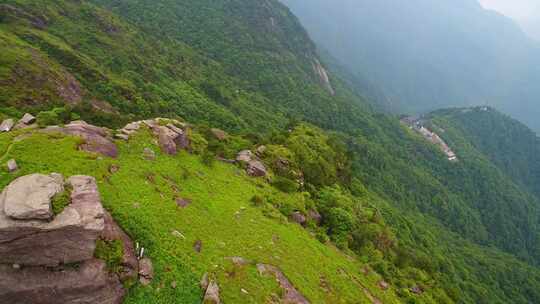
(480, 0), (540, 40)
(281, 0), (540, 132)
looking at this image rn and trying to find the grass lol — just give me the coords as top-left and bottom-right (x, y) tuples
(95, 239), (124, 273)
(51, 184), (72, 215)
(0, 128), (401, 304)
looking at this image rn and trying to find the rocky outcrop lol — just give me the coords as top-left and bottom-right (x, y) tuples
(0, 174), (127, 304)
(257, 264), (309, 304)
(236, 150), (253, 163)
(13, 113), (37, 130)
(0, 175), (104, 266)
(44, 121), (118, 158)
(247, 160), (267, 177)
(203, 281), (221, 304)
(2, 174), (63, 220)
(312, 59), (335, 96)
(290, 211), (307, 226)
(236, 150), (267, 177)
(152, 123), (190, 155)
(0, 259), (124, 304)
(118, 119), (190, 155)
(20, 113), (36, 125)
(0, 118), (14, 132)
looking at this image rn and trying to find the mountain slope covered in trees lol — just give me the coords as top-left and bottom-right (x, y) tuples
(1, 1), (540, 303)
(281, 0), (540, 132)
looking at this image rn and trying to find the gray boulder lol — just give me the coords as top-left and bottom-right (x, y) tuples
(290, 211), (307, 226)
(123, 122), (141, 132)
(236, 150), (253, 163)
(257, 264), (309, 304)
(20, 113), (36, 125)
(115, 133), (129, 141)
(6, 159), (18, 173)
(0, 175), (105, 266)
(2, 174), (63, 220)
(138, 258), (154, 286)
(43, 121), (118, 158)
(152, 124), (190, 155)
(0, 119), (14, 132)
(247, 160), (267, 177)
(203, 281), (221, 304)
(0, 259), (125, 304)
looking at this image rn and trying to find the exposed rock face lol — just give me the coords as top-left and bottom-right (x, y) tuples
(203, 281), (221, 304)
(44, 121), (118, 158)
(20, 113), (36, 125)
(0, 259), (125, 304)
(236, 150), (253, 163)
(138, 258), (154, 286)
(152, 124), (190, 155)
(13, 113), (37, 131)
(247, 160), (267, 177)
(0, 174), (126, 303)
(257, 264), (309, 304)
(0, 118), (14, 132)
(2, 173), (63, 220)
(6, 159), (18, 173)
(115, 133), (129, 141)
(0, 175), (104, 266)
(290, 211), (307, 226)
(312, 59), (335, 96)
(101, 211), (138, 282)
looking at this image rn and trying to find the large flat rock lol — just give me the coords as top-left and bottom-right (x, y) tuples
(0, 175), (105, 266)
(0, 259), (124, 304)
(43, 121), (118, 158)
(2, 174), (63, 220)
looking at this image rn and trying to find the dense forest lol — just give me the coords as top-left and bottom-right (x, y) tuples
(1, 0), (540, 303)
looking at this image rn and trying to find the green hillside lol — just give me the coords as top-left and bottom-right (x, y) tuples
(1, 1), (540, 303)
(0, 126), (401, 304)
(429, 107), (540, 198)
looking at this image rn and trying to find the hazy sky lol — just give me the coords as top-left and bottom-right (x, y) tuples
(479, 0), (540, 40)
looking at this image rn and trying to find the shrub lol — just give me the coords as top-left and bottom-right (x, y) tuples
(250, 194), (265, 206)
(201, 151), (215, 167)
(189, 131), (208, 154)
(51, 184), (72, 215)
(36, 110), (60, 128)
(94, 239), (124, 273)
(271, 176), (299, 193)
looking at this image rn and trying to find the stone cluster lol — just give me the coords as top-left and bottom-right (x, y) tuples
(0, 174), (126, 304)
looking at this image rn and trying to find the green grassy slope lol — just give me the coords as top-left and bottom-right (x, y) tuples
(2, 0), (540, 303)
(0, 128), (402, 304)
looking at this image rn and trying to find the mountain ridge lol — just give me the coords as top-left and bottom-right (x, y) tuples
(1, 1), (540, 303)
